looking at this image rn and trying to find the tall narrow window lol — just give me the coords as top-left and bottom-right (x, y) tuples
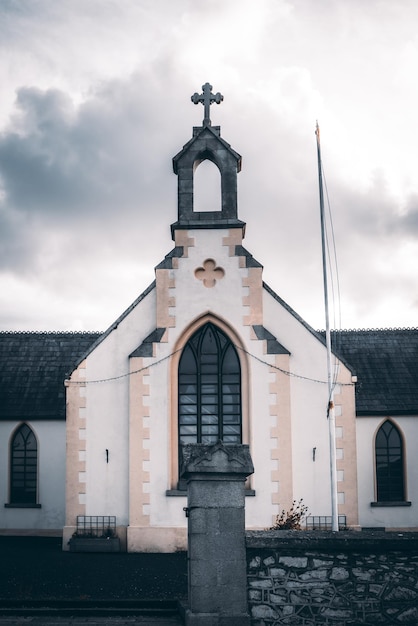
(178, 323), (242, 451)
(10, 424), (38, 504)
(375, 420), (405, 502)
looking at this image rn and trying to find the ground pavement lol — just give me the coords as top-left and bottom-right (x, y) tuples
(0, 616), (183, 626)
(0, 537), (187, 625)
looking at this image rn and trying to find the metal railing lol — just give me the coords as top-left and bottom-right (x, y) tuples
(305, 515), (347, 530)
(76, 515), (116, 538)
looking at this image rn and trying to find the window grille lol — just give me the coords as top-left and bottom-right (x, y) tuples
(76, 515), (116, 538)
(178, 323), (242, 490)
(375, 420), (405, 502)
(10, 424), (37, 504)
(178, 323), (242, 447)
(305, 515), (347, 530)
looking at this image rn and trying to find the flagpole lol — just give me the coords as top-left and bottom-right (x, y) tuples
(315, 121), (339, 532)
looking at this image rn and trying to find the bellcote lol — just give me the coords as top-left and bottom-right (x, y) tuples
(171, 83), (245, 239)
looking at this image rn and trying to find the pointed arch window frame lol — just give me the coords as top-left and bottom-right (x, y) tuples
(5, 422), (41, 508)
(168, 315), (251, 493)
(178, 322), (242, 448)
(371, 419), (411, 507)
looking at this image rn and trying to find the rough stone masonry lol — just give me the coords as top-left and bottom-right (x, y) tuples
(246, 531), (418, 625)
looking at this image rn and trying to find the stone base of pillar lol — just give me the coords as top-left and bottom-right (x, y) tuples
(184, 608), (251, 626)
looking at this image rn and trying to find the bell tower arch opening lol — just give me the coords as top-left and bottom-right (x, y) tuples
(193, 158), (222, 213)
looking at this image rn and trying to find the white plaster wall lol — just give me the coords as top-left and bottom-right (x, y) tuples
(288, 376), (332, 513)
(356, 416), (418, 529)
(83, 288), (157, 524)
(263, 288), (336, 518)
(0, 420), (65, 532)
(245, 355), (284, 527)
(147, 355), (187, 528)
(173, 230), (251, 332)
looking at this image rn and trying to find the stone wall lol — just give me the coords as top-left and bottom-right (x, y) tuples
(246, 531), (418, 625)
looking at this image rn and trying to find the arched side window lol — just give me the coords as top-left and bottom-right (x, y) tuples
(10, 424), (38, 504)
(375, 420), (405, 502)
(178, 323), (242, 449)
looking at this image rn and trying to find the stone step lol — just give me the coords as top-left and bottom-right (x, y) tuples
(0, 599), (180, 617)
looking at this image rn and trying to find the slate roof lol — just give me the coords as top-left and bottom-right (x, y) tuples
(0, 332), (101, 420)
(329, 329), (418, 416)
(1, 328), (417, 421)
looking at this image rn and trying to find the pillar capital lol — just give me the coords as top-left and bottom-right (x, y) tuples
(180, 441), (254, 481)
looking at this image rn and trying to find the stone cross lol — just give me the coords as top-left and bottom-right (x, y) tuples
(191, 82), (223, 126)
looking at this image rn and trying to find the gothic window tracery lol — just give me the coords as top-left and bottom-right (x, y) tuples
(375, 420), (405, 502)
(10, 423), (38, 504)
(178, 323), (242, 448)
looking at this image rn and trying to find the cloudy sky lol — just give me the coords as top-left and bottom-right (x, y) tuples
(1, 0), (417, 332)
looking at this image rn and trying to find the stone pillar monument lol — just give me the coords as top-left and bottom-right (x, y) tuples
(181, 441), (254, 626)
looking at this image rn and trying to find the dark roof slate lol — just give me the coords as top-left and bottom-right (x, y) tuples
(329, 329), (418, 416)
(0, 332), (101, 420)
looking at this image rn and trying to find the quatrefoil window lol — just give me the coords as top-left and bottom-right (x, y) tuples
(194, 259), (225, 288)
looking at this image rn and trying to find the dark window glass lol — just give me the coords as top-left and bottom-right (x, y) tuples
(375, 421), (404, 502)
(178, 324), (242, 460)
(10, 424), (37, 504)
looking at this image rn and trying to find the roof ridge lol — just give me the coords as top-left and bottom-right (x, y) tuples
(0, 330), (102, 335)
(318, 327), (418, 333)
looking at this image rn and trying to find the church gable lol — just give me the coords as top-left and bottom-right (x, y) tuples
(63, 85), (360, 550)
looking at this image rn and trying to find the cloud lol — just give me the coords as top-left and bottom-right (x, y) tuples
(0, 65), (196, 274)
(398, 197), (418, 235)
(1, 0), (418, 330)
(0, 82), (169, 216)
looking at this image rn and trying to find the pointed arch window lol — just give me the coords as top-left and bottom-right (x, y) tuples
(178, 323), (242, 450)
(375, 420), (405, 503)
(9, 424), (38, 504)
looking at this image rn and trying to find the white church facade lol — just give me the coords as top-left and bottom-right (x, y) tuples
(1, 84), (417, 549)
